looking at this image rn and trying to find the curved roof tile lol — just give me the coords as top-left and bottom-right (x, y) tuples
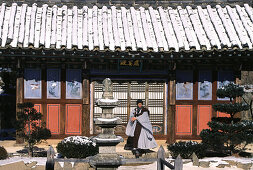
(0, 3), (253, 52)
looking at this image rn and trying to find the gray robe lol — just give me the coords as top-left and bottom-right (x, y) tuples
(125, 109), (157, 149)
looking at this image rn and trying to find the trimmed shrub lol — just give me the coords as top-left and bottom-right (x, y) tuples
(0, 146), (8, 160)
(201, 83), (253, 155)
(56, 136), (98, 158)
(200, 120), (253, 154)
(167, 141), (206, 159)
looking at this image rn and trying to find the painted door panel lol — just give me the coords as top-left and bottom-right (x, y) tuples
(34, 104), (42, 126)
(65, 104), (82, 134)
(197, 105), (212, 135)
(47, 104), (60, 134)
(176, 105), (192, 135)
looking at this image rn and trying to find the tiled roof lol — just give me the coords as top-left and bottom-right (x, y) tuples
(0, 3), (253, 53)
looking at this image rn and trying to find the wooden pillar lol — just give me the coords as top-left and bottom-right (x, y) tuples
(16, 67), (24, 144)
(82, 69), (90, 137)
(145, 82), (149, 108)
(127, 82), (131, 121)
(235, 70), (242, 118)
(167, 71), (176, 144)
(235, 70), (242, 103)
(192, 69), (198, 138)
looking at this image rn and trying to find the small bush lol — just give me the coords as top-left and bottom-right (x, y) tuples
(0, 146), (8, 160)
(56, 136), (98, 158)
(167, 141), (206, 159)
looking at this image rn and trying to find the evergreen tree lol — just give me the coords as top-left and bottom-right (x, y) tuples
(16, 102), (51, 157)
(200, 83), (253, 155)
(213, 83), (249, 121)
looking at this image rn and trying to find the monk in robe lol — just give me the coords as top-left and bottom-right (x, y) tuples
(125, 99), (157, 157)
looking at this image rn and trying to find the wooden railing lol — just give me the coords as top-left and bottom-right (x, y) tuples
(46, 145), (183, 170)
(157, 145), (183, 170)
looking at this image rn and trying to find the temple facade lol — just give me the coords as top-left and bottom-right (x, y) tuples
(0, 0), (252, 143)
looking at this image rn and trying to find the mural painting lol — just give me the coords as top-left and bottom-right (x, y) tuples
(24, 69), (41, 99)
(176, 70), (193, 100)
(47, 69), (61, 99)
(66, 69), (82, 99)
(198, 71), (212, 100)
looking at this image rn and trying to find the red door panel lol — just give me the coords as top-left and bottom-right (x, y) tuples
(197, 105), (212, 135)
(25, 104), (42, 134)
(47, 104), (60, 134)
(34, 104), (42, 126)
(176, 105), (192, 135)
(65, 104), (82, 135)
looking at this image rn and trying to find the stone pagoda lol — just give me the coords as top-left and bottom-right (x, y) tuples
(90, 78), (123, 170)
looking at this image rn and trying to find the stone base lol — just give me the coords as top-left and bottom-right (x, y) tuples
(90, 153), (122, 170)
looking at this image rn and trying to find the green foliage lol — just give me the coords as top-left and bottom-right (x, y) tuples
(56, 136), (98, 158)
(201, 83), (253, 155)
(200, 120), (253, 154)
(213, 83), (249, 119)
(216, 83), (244, 99)
(213, 103), (249, 117)
(167, 141), (206, 159)
(16, 102), (51, 156)
(0, 146), (8, 160)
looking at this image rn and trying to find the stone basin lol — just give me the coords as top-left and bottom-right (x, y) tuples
(95, 117), (122, 128)
(92, 136), (123, 146)
(96, 98), (120, 108)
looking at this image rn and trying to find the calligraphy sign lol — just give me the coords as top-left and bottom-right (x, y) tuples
(119, 60), (142, 72)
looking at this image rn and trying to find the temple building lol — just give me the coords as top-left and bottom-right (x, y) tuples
(0, 0), (252, 143)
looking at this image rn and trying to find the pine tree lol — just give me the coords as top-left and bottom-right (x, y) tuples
(212, 83), (249, 121)
(16, 102), (51, 157)
(200, 83), (253, 155)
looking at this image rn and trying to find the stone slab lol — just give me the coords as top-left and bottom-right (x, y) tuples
(199, 161), (210, 168)
(63, 162), (72, 170)
(26, 161), (37, 168)
(217, 164), (227, 168)
(0, 161), (29, 170)
(192, 152), (199, 166)
(33, 165), (45, 170)
(55, 162), (63, 170)
(224, 160), (237, 166)
(73, 162), (90, 170)
(236, 162), (252, 170)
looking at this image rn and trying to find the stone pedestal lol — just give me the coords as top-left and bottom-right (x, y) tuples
(90, 78), (123, 169)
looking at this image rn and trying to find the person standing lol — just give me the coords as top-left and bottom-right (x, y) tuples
(125, 99), (157, 157)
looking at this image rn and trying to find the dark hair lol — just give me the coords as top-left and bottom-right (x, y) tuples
(136, 99), (143, 105)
